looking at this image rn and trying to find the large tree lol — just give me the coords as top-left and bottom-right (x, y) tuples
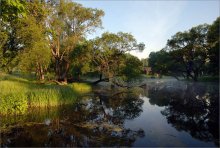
(14, 1), (51, 80)
(48, 0), (104, 82)
(17, 16), (51, 80)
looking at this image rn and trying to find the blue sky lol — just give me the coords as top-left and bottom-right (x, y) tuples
(75, 0), (219, 59)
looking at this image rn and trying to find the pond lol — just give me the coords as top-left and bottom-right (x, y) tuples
(0, 79), (219, 147)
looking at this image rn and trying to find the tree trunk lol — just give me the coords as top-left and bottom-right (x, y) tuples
(99, 73), (102, 80)
(36, 62), (45, 81)
(56, 60), (70, 83)
(39, 65), (45, 80)
(93, 77), (109, 84)
(55, 58), (60, 80)
(61, 62), (70, 83)
(40, 73), (45, 80)
(193, 70), (199, 81)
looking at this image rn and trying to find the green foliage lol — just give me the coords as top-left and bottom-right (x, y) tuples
(91, 32), (145, 81)
(0, 0), (26, 21)
(0, 0), (217, 86)
(16, 11), (51, 79)
(207, 17), (219, 75)
(0, 20), (21, 73)
(49, 0), (104, 81)
(121, 54), (142, 81)
(70, 41), (93, 79)
(0, 93), (28, 115)
(0, 0), (146, 84)
(0, 26), (8, 49)
(148, 18), (219, 81)
(0, 1), (50, 75)
(0, 0), (28, 72)
(149, 51), (168, 74)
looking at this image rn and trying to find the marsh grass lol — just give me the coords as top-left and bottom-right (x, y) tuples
(0, 73), (92, 115)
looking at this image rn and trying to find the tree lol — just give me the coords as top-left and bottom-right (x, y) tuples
(166, 24), (210, 81)
(69, 40), (93, 80)
(148, 51), (168, 77)
(121, 54), (143, 81)
(0, 0), (27, 73)
(12, 1), (51, 80)
(48, 0), (104, 82)
(17, 14), (51, 80)
(207, 17), (219, 75)
(91, 32), (145, 84)
(0, 20), (23, 73)
(0, 25), (8, 70)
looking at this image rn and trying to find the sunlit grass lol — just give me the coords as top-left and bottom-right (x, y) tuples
(71, 82), (92, 93)
(0, 73), (92, 115)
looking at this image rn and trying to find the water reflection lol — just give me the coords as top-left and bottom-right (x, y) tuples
(1, 89), (145, 147)
(146, 81), (219, 146)
(0, 80), (219, 147)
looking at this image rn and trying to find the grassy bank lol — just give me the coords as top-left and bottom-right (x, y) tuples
(0, 73), (92, 115)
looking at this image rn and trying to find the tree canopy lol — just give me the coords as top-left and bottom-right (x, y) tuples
(0, 0), (145, 84)
(0, 0), (218, 83)
(148, 18), (219, 81)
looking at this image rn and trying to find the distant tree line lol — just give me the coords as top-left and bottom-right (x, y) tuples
(0, 0), (145, 84)
(148, 17), (219, 81)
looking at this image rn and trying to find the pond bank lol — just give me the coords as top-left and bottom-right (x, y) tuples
(0, 73), (92, 115)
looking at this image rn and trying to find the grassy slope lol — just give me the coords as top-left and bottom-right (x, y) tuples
(0, 73), (92, 115)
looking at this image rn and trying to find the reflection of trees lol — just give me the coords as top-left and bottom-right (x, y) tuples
(148, 87), (170, 106)
(147, 82), (219, 146)
(1, 90), (145, 147)
(45, 91), (145, 147)
(104, 92), (144, 120)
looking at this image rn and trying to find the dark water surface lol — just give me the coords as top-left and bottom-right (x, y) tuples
(1, 80), (219, 147)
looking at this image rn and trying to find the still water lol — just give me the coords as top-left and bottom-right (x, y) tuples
(1, 80), (219, 147)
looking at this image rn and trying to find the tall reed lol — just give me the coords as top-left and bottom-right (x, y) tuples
(0, 73), (92, 115)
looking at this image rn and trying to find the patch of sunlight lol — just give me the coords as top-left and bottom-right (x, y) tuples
(71, 82), (92, 93)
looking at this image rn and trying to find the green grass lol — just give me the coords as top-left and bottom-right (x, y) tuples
(72, 82), (92, 93)
(0, 73), (92, 115)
